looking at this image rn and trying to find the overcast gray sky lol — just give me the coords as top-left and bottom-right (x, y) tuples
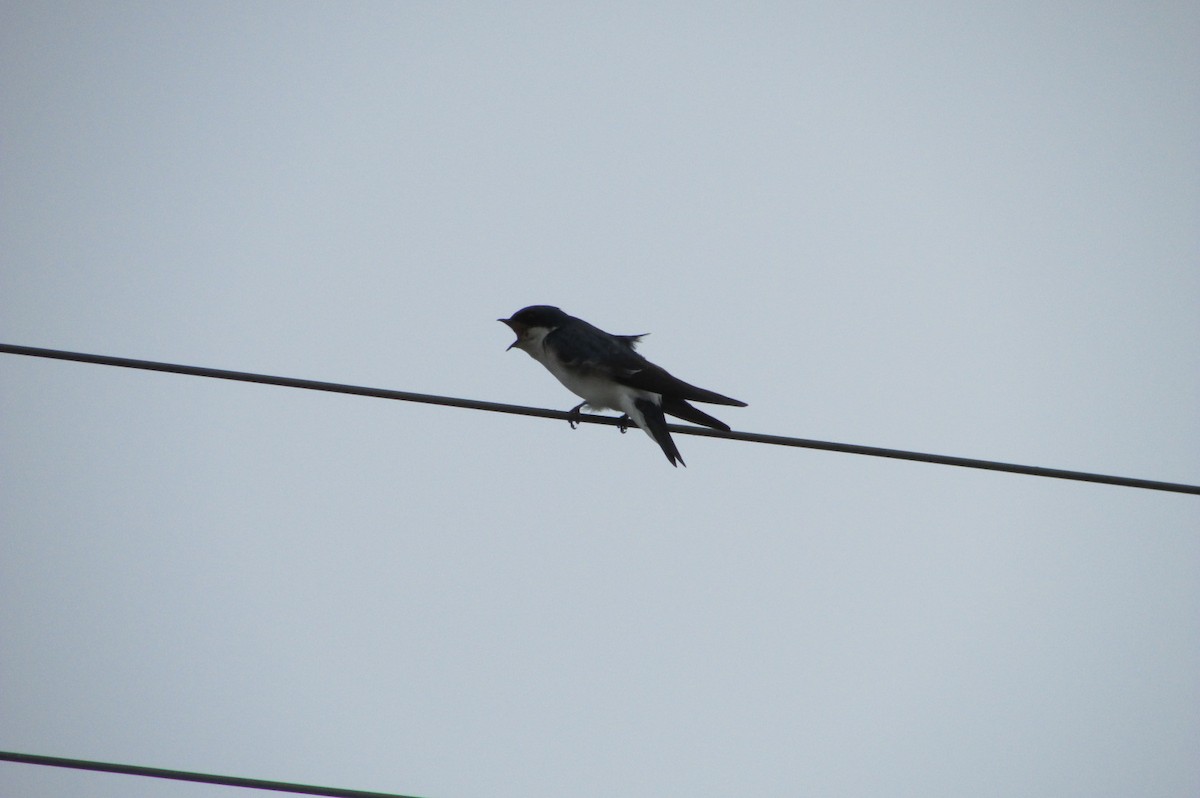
(2, 4), (1198, 797)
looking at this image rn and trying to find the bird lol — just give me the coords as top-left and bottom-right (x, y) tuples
(499, 305), (746, 466)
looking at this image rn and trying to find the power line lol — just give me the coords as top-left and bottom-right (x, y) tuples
(2, 342), (1197, 495)
(0, 751), (422, 797)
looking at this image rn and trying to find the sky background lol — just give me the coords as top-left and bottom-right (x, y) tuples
(2, 3), (1198, 797)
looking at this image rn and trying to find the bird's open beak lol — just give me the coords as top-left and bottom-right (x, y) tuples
(498, 318), (523, 350)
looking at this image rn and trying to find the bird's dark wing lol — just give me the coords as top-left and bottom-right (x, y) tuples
(546, 319), (652, 377)
(547, 319), (747, 407)
(617, 360), (747, 407)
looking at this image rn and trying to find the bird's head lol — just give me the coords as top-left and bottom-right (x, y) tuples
(498, 305), (570, 351)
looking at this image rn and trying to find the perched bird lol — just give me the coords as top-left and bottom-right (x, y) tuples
(499, 305), (746, 466)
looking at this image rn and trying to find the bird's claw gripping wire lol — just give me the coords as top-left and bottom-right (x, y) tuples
(568, 403), (630, 434)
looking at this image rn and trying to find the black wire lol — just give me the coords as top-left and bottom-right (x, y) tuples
(2, 342), (1197, 495)
(0, 751), (423, 798)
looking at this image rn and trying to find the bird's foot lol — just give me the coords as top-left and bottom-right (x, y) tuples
(567, 402), (586, 430)
(617, 414), (631, 434)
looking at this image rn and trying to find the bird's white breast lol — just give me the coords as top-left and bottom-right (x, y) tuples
(520, 326), (656, 413)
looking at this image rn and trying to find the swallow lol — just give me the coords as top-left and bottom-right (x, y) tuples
(499, 305), (746, 466)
